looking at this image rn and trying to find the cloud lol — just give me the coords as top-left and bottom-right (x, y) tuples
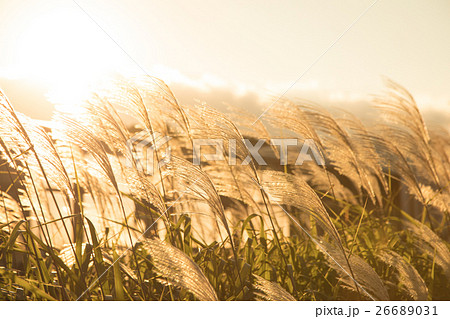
(146, 64), (265, 114)
(170, 82), (264, 114)
(0, 64), (448, 131)
(149, 64), (227, 92)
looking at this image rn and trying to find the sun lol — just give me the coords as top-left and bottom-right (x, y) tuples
(15, 7), (127, 113)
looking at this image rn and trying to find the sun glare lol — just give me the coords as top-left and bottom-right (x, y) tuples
(15, 8), (125, 113)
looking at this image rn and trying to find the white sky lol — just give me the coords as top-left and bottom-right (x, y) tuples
(0, 0), (449, 120)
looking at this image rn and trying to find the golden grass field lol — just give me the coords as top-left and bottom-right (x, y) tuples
(0, 78), (449, 300)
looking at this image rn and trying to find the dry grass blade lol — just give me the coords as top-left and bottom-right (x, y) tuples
(22, 120), (75, 198)
(123, 168), (166, 216)
(301, 105), (377, 203)
(226, 103), (279, 159)
(165, 156), (230, 236)
(59, 243), (90, 267)
(266, 99), (323, 148)
(428, 127), (450, 184)
(59, 116), (119, 191)
(322, 243), (389, 301)
(404, 220), (450, 280)
(293, 163), (358, 205)
(186, 103), (250, 165)
(377, 250), (428, 300)
(59, 243), (137, 281)
(368, 133), (425, 202)
(339, 114), (388, 199)
(0, 90), (31, 149)
(79, 94), (133, 159)
(112, 77), (190, 135)
(203, 163), (260, 211)
(374, 80), (441, 187)
(258, 170), (384, 299)
(67, 94), (167, 217)
(268, 99), (380, 203)
(141, 238), (218, 301)
(0, 191), (22, 225)
(419, 184), (450, 214)
(260, 170), (342, 245)
(253, 274), (295, 301)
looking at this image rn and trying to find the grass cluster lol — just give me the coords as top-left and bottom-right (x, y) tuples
(0, 78), (449, 301)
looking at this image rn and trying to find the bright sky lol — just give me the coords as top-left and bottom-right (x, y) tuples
(0, 0), (449, 122)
